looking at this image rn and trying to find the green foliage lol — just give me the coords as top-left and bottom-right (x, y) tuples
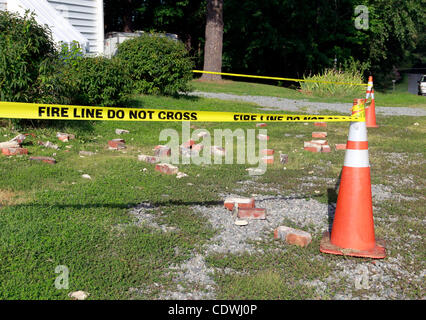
(0, 10), (61, 103)
(300, 58), (369, 97)
(66, 56), (132, 107)
(116, 34), (194, 95)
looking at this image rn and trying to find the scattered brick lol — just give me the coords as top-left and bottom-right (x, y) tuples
(11, 134), (27, 144)
(138, 154), (160, 164)
(115, 129), (129, 135)
(257, 134), (269, 141)
(279, 153), (289, 164)
(256, 123), (267, 127)
(2, 147), (28, 156)
(312, 132), (327, 138)
(181, 139), (196, 149)
(56, 132), (75, 142)
(304, 142), (321, 153)
(310, 139), (328, 145)
(155, 163), (179, 175)
(29, 156), (56, 164)
(335, 143), (347, 150)
(262, 155), (274, 164)
(108, 139), (126, 150)
(237, 207), (266, 220)
(224, 197), (255, 211)
(261, 149), (274, 156)
(153, 145), (171, 157)
(314, 122), (327, 127)
(274, 226), (312, 247)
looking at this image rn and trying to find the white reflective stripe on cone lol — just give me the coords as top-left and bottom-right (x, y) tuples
(347, 122), (368, 142)
(343, 149), (370, 167)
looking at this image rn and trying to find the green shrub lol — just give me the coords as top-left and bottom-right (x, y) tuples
(65, 56), (132, 107)
(300, 58), (370, 98)
(116, 34), (194, 95)
(0, 10), (69, 103)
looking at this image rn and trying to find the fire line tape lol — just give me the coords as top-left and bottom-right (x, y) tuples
(0, 101), (364, 122)
(193, 70), (369, 87)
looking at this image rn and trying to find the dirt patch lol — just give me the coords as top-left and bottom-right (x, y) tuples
(0, 189), (27, 207)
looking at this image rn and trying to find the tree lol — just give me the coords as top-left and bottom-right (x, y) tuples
(201, 0), (224, 80)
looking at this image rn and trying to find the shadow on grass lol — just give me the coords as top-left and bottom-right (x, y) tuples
(326, 169), (342, 232)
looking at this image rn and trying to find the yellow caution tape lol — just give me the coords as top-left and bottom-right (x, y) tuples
(0, 101), (364, 122)
(193, 70), (369, 86)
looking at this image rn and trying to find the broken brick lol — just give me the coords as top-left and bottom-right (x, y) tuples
(312, 132), (327, 138)
(274, 226), (312, 247)
(181, 140), (196, 149)
(153, 145), (171, 157)
(262, 155), (274, 164)
(155, 163), (179, 175)
(138, 154), (160, 164)
(108, 139), (126, 149)
(2, 147), (28, 156)
(261, 149), (274, 156)
(256, 123), (267, 128)
(56, 132), (75, 142)
(237, 207), (266, 220)
(257, 134), (269, 141)
(335, 144), (347, 150)
(224, 197), (255, 211)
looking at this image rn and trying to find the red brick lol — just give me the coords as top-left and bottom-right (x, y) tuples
(257, 134), (269, 141)
(304, 142), (321, 152)
(108, 139), (126, 149)
(155, 163), (179, 175)
(314, 122), (327, 127)
(237, 207), (266, 220)
(261, 149), (274, 156)
(256, 123), (267, 128)
(262, 156), (274, 164)
(181, 139), (196, 149)
(312, 132), (327, 138)
(153, 145), (171, 157)
(224, 197), (255, 211)
(138, 154), (160, 164)
(2, 147), (28, 156)
(274, 226), (312, 247)
(310, 139), (328, 145)
(335, 143), (347, 150)
(57, 132), (75, 142)
(29, 156), (56, 164)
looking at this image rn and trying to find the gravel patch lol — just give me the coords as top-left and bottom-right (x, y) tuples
(187, 91), (426, 117)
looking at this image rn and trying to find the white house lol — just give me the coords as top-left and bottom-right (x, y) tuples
(0, 0), (104, 55)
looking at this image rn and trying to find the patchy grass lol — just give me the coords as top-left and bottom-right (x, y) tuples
(0, 93), (424, 299)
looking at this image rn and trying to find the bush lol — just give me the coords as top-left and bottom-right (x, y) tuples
(300, 58), (370, 98)
(64, 55), (131, 107)
(0, 10), (67, 103)
(116, 34), (194, 95)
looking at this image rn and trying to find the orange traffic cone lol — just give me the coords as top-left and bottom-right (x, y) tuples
(320, 99), (386, 259)
(364, 76), (373, 102)
(365, 89), (379, 128)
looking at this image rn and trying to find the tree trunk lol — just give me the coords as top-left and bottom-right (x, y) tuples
(122, 0), (133, 32)
(201, 0), (223, 81)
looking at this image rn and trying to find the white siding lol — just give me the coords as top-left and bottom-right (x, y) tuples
(47, 0), (103, 54)
(1, 0), (104, 55)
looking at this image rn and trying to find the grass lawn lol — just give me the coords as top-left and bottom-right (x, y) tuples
(191, 79), (426, 109)
(0, 93), (424, 299)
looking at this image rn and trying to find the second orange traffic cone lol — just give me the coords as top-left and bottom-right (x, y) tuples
(365, 89), (379, 128)
(320, 99), (386, 259)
